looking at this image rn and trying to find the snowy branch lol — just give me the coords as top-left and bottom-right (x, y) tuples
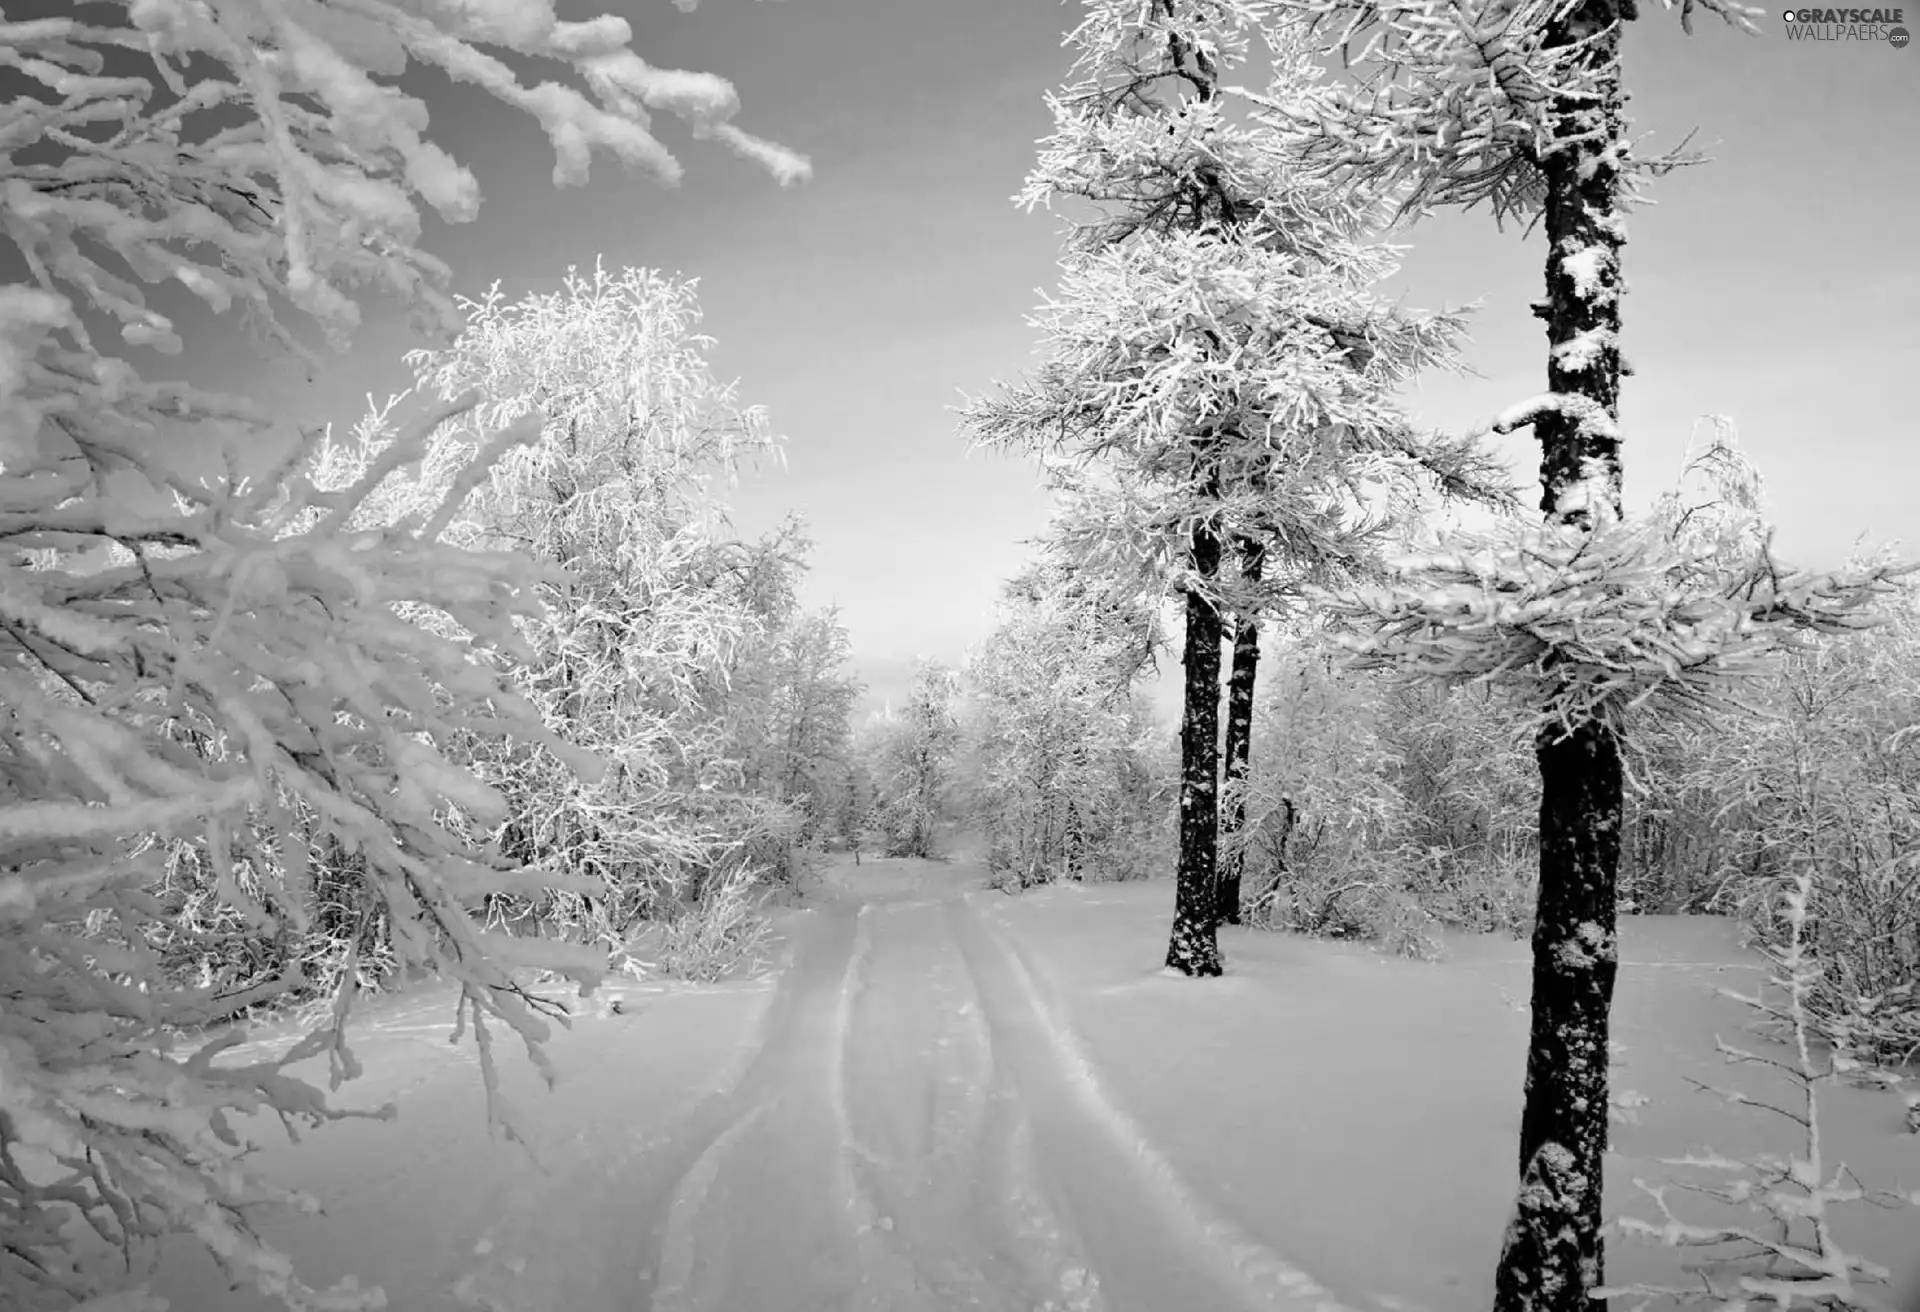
(1320, 423), (1911, 743)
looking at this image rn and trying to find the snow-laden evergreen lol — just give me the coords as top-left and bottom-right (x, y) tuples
(963, 0), (1509, 977)
(1230, 0), (1901, 1306)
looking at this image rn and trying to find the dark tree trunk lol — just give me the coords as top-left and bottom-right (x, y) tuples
(1166, 517), (1225, 977)
(1496, 720), (1623, 1312)
(1216, 536), (1266, 926)
(1492, 2), (1631, 1309)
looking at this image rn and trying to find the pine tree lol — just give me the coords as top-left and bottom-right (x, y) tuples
(1217, 530), (1267, 923)
(1243, 2), (1902, 1304)
(963, 0), (1502, 975)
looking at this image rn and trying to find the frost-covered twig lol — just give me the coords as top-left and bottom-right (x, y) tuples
(1599, 872), (1920, 1312)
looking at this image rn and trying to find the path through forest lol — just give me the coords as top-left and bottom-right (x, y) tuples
(149, 856), (1346, 1312)
(146, 857), (1920, 1312)
(524, 855), (1343, 1312)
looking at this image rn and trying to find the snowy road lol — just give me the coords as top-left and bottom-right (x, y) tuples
(431, 858), (1342, 1312)
(141, 865), (1920, 1312)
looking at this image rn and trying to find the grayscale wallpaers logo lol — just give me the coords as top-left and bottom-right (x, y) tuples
(1780, 6), (1910, 41)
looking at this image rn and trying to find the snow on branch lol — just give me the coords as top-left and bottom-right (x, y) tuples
(1321, 421), (1911, 744)
(1236, 0), (1760, 223)
(0, 393), (624, 1310)
(0, 0), (809, 387)
(1020, 1), (1394, 251)
(1, 4), (806, 1306)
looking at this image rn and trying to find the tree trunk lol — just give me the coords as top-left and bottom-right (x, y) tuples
(1492, 2), (1631, 1309)
(1216, 536), (1266, 925)
(1166, 517), (1226, 977)
(1495, 719), (1624, 1312)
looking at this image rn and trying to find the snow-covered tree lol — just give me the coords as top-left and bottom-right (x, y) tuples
(963, 0), (1505, 975)
(861, 659), (962, 859)
(963, 557), (1171, 887)
(1224, 0), (1920, 1302)
(317, 263), (806, 950)
(0, 4), (804, 1307)
(727, 596), (863, 849)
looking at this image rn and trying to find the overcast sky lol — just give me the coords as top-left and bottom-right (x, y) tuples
(179, 0), (1920, 714)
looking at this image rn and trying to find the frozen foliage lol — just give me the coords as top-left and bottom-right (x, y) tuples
(966, 0), (1509, 978)
(317, 264), (820, 978)
(0, 0), (807, 402)
(1244, 0), (1762, 225)
(725, 603), (864, 853)
(961, 560), (1173, 888)
(1645, 572), (1920, 1062)
(0, 390), (592, 1312)
(964, 0), (1512, 614)
(1239, 573), (1920, 1040)
(1323, 423), (1909, 745)
(859, 660), (962, 860)
(1601, 873), (1920, 1312)
(1, 3), (803, 1307)
(1228, 622), (1540, 949)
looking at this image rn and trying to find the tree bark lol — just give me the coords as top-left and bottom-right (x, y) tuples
(1495, 719), (1623, 1312)
(1216, 536), (1266, 925)
(1492, 2), (1631, 1309)
(1167, 516), (1226, 976)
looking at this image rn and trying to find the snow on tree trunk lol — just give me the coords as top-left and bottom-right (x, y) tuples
(1169, 515), (1227, 977)
(1217, 535), (1266, 927)
(1262, 0), (1884, 1299)
(1497, 718), (1623, 1312)
(1494, 3), (1631, 1307)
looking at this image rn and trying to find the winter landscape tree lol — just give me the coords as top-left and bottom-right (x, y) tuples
(0, 2), (803, 1307)
(745, 602), (864, 849)
(964, 0), (1506, 975)
(963, 555), (1171, 888)
(315, 264), (842, 952)
(1238, 1), (1902, 1302)
(4, 1), (1912, 1309)
(860, 658), (962, 859)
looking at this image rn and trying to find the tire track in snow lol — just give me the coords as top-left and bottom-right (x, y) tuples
(953, 898), (1357, 1312)
(628, 899), (923, 1312)
(825, 902), (957, 1310)
(649, 1102), (769, 1312)
(626, 903), (879, 1311)
(835, 897), (1098, 1311)
(977, 1078), (1106, 1312)
(830, 904), (887, 1177)
(436, 909), (841, 1312)
(439, 980), (784, 1311)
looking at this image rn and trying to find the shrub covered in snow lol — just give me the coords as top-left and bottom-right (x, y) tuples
(1601, 872), (1920, 1312)
(321, 266), (847, 978)
(1227, 619), (1536, 952)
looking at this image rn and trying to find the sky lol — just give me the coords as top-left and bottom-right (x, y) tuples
(174, 0), (1920, 715)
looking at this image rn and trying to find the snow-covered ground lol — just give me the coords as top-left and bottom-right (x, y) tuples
(976, 881), (1920, 1312)
(124, 857), (1920, 1312)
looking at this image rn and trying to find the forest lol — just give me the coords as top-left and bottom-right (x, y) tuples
(1, 2), (1914, 1311)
